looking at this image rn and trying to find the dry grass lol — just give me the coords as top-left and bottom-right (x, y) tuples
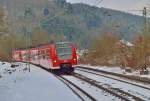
(80, 33), (150, 70)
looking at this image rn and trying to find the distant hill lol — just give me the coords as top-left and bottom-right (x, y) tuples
(2, 0), (146, 47)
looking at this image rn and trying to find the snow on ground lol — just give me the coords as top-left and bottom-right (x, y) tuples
(63, 75), (120, 101)
(0, 61), (81, 101)
(1, 61), (149, 101)
(75, 70), (150, 101)
(78, 64), (150, 79)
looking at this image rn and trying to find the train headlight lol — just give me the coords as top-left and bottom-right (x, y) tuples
(54, 60), (57, 63)
(73, 58), (76, 61)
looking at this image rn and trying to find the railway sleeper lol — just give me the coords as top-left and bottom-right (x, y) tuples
(73, 73), (144, 101)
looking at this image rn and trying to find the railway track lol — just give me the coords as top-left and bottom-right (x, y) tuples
(76, 66), (150, 84)
(75, 67), (150, 101)
(29, 63), (147, 101)
(33, 64), (131, 101)
(72, 73), (144, 101)
(56, 76), (97, 101)
(75, 67), (150, 90)
(32, 64), (96, 101)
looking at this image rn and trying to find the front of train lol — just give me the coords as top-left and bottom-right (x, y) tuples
(54, 42), (77, 73)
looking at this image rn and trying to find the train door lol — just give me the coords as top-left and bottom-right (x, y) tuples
(39, 48), (52, 69)
(50, 45), (60, 69)
(30, 49), (39, 64)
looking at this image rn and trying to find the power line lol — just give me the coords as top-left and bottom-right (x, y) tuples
(95, 0), (103, 7)
(124, 8), (150, 16)
(126, 10), (143, 12)
(97, 0), (103, 4)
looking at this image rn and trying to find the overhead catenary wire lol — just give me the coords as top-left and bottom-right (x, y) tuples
(94, 0), (103, 7)
(127, 7), (149, 70)
(125, 6), (150, 16)
(97, 0), (103, 5)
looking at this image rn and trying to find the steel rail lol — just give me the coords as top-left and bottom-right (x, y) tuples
(73, 73), (144, 101)
(31, 63), (96, 101)
(76, 66), (150, 84)
(76, 68), (150, 90)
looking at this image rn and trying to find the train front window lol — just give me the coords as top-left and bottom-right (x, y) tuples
(56, 43), (72, 60)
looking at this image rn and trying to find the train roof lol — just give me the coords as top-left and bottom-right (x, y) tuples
(56, 42), (72, 45)
(13, 42), (73, 51)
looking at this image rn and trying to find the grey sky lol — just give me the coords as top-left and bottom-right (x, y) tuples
(66, 0), (150, 15)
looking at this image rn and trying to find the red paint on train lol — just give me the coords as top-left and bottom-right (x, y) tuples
(12, 42), (77, 73)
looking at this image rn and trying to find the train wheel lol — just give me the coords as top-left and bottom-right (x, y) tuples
(68, 67), (74, 74)
(60, 66), (73, 75)
(51, 69), (61, 75)
(65, 67), (74, 75)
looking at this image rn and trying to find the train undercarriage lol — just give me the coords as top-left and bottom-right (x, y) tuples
(51, 63), (74, 75)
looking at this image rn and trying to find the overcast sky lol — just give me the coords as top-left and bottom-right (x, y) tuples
(66, 0), (150, 16)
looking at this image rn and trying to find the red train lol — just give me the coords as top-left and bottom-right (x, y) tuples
(12, 42), (78, 73)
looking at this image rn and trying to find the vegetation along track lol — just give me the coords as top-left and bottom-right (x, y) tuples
(75, 67), (150, 90)
(76, 66), (150, 84)
(72, 73), (145, 101)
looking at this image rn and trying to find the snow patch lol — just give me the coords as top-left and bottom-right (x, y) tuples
(78, 64), (150, 79)
(0, 62), (81, 101)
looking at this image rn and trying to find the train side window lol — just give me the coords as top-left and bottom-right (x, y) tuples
(39, 51), (42, 55)
(32, 55), (36, 61)
(46, 49), (50, 59)
(39, 55), (42, 59)
(38, 51), (42, 59)
(33, 54), (37, 60)
(38, 55), (40, 59)
(42, 50), (45, 54)
(41, 50), (45, 59)
(34, 53), (38, 60)
(43, 54), (46, 59)
(46, 56), (50, 60)
(46, 49), (50, 54)
(30, 54), (32, 60)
